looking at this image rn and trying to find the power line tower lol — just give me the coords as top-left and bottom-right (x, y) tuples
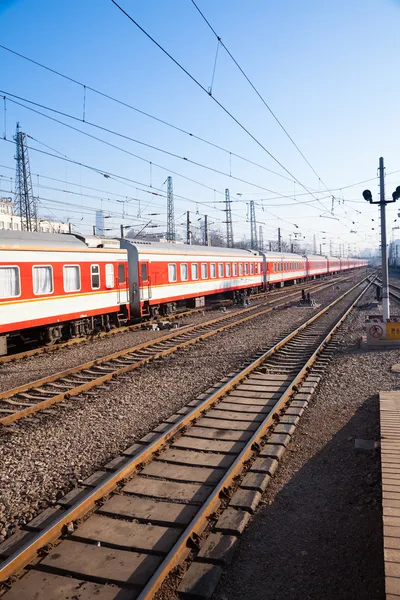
(258, 225), (264, 251)
(204, 215), (209, 246)
(166, 176), (175, 242)
(14, 122), (38, 231)
(186, 211), (192, 244)
(249, 200), (257, 249)
(224, 188), (234, 247)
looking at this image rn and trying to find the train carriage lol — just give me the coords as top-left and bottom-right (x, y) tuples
(327, 256), (341, 274)
(306, 254), (328, 278)
(261, 252), (307, 287)
(0, 231), (129, 354)
(0, 230), (368, 355)
(121, 239), (264, 318)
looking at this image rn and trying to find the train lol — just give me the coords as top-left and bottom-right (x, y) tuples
(0, 230), (367, 355)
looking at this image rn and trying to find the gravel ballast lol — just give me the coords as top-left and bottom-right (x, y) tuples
(0, 276), (352, 394)
(214, 291), (387, 600)
(0, 275), (366, 541)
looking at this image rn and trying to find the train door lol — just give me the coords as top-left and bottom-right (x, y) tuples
(139, 261), (151, 303)
(117, 263), (129, 305)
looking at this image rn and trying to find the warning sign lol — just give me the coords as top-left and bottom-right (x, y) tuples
(369, 324), (383, 339)
(366, 318), (400, 346)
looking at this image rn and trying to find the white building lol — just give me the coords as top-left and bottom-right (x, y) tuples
(0, 198), (69, 233)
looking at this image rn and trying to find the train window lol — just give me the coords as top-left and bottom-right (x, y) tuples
(33, 266), (53, 295)
(250, 264), (254, 275)
(218, 263), (224, 277)
(168, 263), (177, 282)
(239, 263), (243, 275)
(180, 263), (189, 281)
(118, 264), (126, 284)
(210, 263), (216, 278)
(0, 266), (20, 298)
(226, 263), (231, 277)
(192, 263), (199, 280)
(201, 263), (208, 279)
(140, 263), (147, 281)
(63, 265), (81, 292)
(232, 263), (237, 276)
(245, 263), (249, 275)
(91, 265), (100, 289)
(105, 264), (114, 289)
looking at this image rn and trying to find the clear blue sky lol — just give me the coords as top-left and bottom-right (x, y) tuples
(1, 0), (399, 255)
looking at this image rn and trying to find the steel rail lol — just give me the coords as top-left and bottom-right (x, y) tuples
(0, 275), (351, 364)
(138, 276), (374, 599)
(0, 278), (339, 426)
(0, 275), (372, 584)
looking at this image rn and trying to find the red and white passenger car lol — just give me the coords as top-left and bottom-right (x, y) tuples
(0, 231), (129, 353)
(0, 231), (367, 355)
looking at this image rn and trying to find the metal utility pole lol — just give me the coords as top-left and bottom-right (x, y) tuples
(249, 200), (257, 250)
(204, 215), (209, 246)
(277, 227), (282, 252)
(166, 176), (175, 242)
(14, 122), (38, 231)
(379, 156), (388, 316)
(313, 234), (317, 254)
(363, 158), (395, 320)
(186, 211), (192, 245)
(225, 188), (234, 248)
(258, 225), (264, 251)
(319, 243), (322, 255)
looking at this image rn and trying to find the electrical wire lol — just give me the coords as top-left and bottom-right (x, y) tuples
(2, 90), (318, 202)
(110, 0), (357, 233)
(0, 43), (298, 185)
(190, 0), (329, 188)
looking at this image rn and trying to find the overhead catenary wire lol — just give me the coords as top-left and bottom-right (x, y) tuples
(190, 0), (333, 192)
(109, 0), (357, 232)
(0, 137), (292, 234)
(1, 90), (320, 202)
(5, 90), (373, 239)
(0, 43), (300, 186)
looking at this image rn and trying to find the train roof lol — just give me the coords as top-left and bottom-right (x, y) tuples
(260, 251), (305, 260)
(122, 239), (262, 258)
(0, 230), (86, 249)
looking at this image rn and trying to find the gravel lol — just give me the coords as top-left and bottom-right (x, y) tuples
(0, 273), (366, 541)
(0, 275), (353, 393)
(213, 287), (388, 600)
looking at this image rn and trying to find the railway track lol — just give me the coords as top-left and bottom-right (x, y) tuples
(0, 276), (372, 599)
(373, 278), (400, 304)
(0, 276), (347, 426)
(0, 275), (352, 364)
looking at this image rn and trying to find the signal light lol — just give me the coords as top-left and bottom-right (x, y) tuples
(393, 186), (400, 201)
(363, 189), (373, 202)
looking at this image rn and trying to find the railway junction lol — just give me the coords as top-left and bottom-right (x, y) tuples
(0, 266), (395, 600)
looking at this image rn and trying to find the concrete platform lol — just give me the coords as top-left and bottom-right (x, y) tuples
(379, 391), (400, 598)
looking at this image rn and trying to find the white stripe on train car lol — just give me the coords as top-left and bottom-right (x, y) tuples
(0, 250), (127, 263)
(0, 290), (129, 327)
(142, 276), (263, 302)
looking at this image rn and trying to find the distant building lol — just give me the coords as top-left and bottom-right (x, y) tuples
(0, 198), (69, 233)
(96, 210), (105, 236)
